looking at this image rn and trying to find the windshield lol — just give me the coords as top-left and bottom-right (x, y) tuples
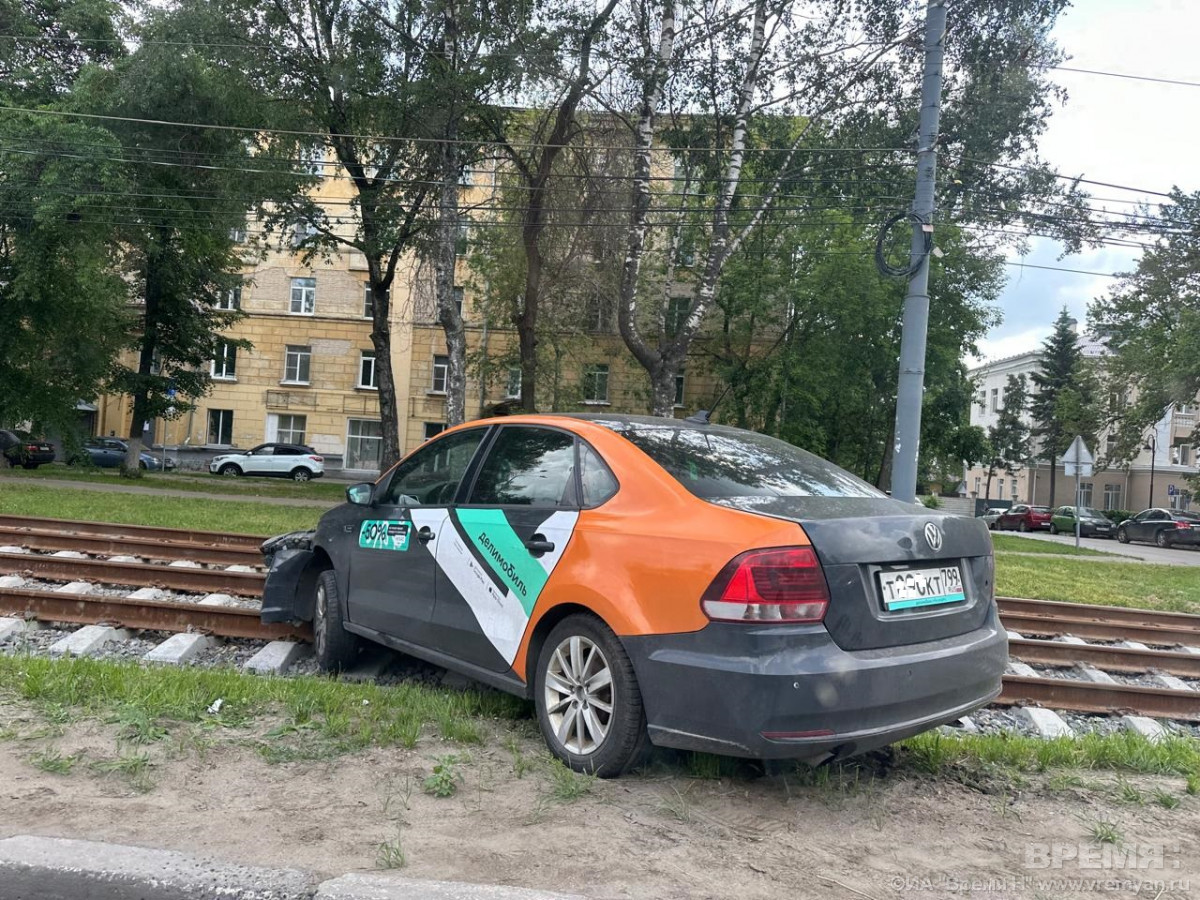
(1078, 507), (1107, 518)
(599, 422), (885, 500)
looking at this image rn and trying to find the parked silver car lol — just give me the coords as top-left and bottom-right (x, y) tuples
(210, 443), (325, 482)
(979, 507), (1006, 530)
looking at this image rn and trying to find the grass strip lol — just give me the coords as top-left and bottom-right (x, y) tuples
(990, 534), (1112, 557)
(0, 484), (323, 536)
(994, 554), (1200, 613)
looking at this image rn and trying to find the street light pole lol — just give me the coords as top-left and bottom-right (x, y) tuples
(1145, 433), (1157, 509)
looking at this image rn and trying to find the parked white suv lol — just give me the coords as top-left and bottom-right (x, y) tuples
(209, 443), (325, 482)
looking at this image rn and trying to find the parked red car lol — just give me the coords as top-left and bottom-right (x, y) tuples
(994, 504), (1052, 532)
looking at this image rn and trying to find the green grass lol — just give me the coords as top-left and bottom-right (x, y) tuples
(0, 483), (325, 536)
(994, 554), (1200, 613)
(0, 655), (528, 763)
(900, 730), (1200, 777)
(990, 534), (1112, 557)
(1, 465), (348, 501)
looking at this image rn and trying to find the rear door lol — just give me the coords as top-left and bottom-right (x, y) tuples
(345, 427), (488, 642)
(427, 425), (581, 671)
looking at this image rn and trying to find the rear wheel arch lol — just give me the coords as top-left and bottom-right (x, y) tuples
(524, 602), (599, 698)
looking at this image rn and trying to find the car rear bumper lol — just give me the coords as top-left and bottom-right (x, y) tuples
(622, 607), (1007, 761)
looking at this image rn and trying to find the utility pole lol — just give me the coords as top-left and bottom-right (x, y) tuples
(890, 0), (947, 503)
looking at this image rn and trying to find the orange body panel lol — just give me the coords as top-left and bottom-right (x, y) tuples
(373, 415), (813, 684)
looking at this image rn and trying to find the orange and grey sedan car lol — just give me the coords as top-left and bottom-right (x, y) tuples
(261, 414), (1006, 776)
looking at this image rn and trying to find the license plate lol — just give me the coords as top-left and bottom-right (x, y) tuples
(877, 565), (965, 611)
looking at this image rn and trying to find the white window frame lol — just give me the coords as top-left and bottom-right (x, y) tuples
(283, 345), (312, 385)
(583, 364), (610, 405)
(270, 413), (307, 446)
(217, 286), (241, 310)
(431, 355), (449, 394)
(504, 365), (522, 400)
(211, 341), (237, 380)
(358, 350), (378, 390)
(207, 409), (234, 447)
(674, 370), (685, 408)
(289, 277), (316, 315)
(1103, 483), (1123, 511)
(1078, 482), (1093, 507)
(345, 418), (383, 471)
(990, 388), (999, 413)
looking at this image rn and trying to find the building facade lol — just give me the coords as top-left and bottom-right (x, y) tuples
(965, 337), (1197, 513)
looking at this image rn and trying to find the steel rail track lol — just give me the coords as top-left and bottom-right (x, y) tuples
(998, 596), (1200, 631)
(0, 514), (265, 549)
(1008, 637), (1200, 678)
(0, 587), (307, 641)
(999, 613), (1199, 647)
(996, 675), (1200, 722)
(0, 528), (261, 567)
(0, 552), (265, 596)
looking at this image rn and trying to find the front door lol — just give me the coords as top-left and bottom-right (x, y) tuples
(345, 427), (487, 642)
(429, 425), (581, 672)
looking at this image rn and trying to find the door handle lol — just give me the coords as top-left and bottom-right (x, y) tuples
(417, 526), (435, 544)
(524, 534), (554, 556)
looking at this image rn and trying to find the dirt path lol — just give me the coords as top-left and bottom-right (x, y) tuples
(1, 711), (1196, 900)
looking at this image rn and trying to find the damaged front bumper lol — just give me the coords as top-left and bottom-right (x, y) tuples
(260, 530), (316, 624)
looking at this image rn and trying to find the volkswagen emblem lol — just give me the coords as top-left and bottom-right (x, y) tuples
(923, 522), (943, 552)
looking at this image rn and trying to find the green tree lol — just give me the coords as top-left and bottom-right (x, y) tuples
(984, 374), (1031, 500)
(1090, 188), (1200, 470)
(0, 0), (129, 435)
(1029, 307), (1101, 505)
(71, 21), (278, 472)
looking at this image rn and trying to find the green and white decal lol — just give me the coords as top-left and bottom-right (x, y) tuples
(415, 507), (578, 665)
(358, 519), (411, 552)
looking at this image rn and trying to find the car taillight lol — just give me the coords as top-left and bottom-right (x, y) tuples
(25, 445), (37, 452)
(701, 547), (830, 623)
(308, 455), (323, 462)
(1176, 521), (1191, 529)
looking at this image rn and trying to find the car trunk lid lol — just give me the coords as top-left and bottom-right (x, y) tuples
(713, 496), (994, 651)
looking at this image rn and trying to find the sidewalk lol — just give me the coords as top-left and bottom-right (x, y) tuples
(0, 476), (339, 509)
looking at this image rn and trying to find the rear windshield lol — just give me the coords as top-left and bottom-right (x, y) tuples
(602, 422), (885, 500)
(1031, 506), (1050, 513)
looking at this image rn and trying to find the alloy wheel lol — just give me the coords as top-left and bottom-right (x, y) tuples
(313, 581), (328, 658)
(543, 635), (614, 756)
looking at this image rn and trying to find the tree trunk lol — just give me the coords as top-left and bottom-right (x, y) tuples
(367, 270), (402, 471)
(124, 242), (164, 477)
(648, 361), (677, 418)
(434, 148), (466, 427)
(1046, 452), (1057, 507)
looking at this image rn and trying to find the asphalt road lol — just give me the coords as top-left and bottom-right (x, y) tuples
(995, 528), (1200, 567)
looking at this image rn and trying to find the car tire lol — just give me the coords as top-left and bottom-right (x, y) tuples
(290, 467), (312, 483)
(312, 569), (359, 672)
(1156, 530), (1171, 549)
(1117, 527), (1129, 543)
(1049, 524), (1058, 535)
(218, 464), (241, 477)
(138, 461), (148, 471)
(1018, 521), (1028, 533)
(987, 522), (996, 531)
(534, 613), (651, 778)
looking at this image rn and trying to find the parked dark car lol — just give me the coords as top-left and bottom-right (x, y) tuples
(1049, 506), (1115, 538)
(0, 429), (55, 469)
(1116, 509), (1200, 548)
(994, 504), (1052, 532)
(67, 437), (175, 471)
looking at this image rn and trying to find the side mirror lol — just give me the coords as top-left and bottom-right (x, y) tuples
(346, 482), (374, 506)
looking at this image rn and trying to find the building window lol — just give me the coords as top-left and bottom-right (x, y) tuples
(584, 295), (611, 332)
(364, 285), (388, 320)
(973, 476), (981, 496)
(207, 409), (233, 446)
(229, 226), (247, 244)
(1011, 479), (1019, 500)
(583, 364), (609, 404)
(431, 355), (449, 394)
(1078, 482), (1093, 507)
(283, 345), (312, 384)
(270, 414), (307, 446)
(1105, 432), (1118, 458)
(1171, 444), (1191, 466)
(996, 478), (1004, 499)
(674, 370), (685, 407)
(505, 366), (522, 400)
(346, 419), (382, 470)
(290, 277), (316, 315)
(423, 422), (445, 440)
(217, 286), (241, 310)
(453, 286), (464, 317)
(665, 297), (689, 337)
(211, 341), (237, 380)
(1103, 483), (1123, 511)
(976, 391), (986, 411)
(359, 350), (377, 389)
(989, 388), (999, 413)
(300, 144), (325, 175)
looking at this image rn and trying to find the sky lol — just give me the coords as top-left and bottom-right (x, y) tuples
(971, 0), (1200, 363)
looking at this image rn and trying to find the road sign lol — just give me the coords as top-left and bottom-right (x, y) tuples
(1060, 435), (1094, 478)
(1169, 484), (1178, 497)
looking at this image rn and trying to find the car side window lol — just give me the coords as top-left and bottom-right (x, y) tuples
(580, 443), (618, 507)
(468, 427), (576, 507)
(380, 428), (485, 506)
